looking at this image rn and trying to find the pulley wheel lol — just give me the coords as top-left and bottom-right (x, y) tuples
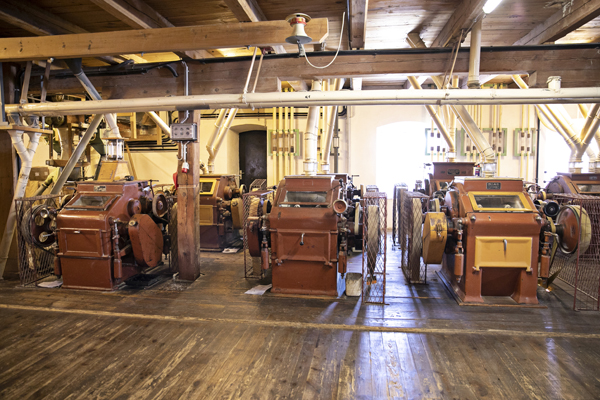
(152, 191), (169, 218)
(556, 205), (592, 255)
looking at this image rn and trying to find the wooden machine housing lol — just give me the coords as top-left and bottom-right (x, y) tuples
(55, 181), (166, 290)
(441, 178), (543, 304)
(198, 174), (243, 250)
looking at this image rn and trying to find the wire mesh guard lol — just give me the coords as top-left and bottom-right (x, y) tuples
(362, 192), (387, 304)
(15, 194), (63, 286)
(400, 191), (429, 284)
(392, 183), (408, 247)
(249, 179), (268, 192)
(242, 190), (274, 279)
(550, 194), (600, 311)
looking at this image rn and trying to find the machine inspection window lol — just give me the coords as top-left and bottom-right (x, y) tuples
(199, 181), (215, 194)
(281, 191), (328, 206)
(67, 195), (114, 211)
(469, 192), (531, 211)
(577, 184), (600, 193)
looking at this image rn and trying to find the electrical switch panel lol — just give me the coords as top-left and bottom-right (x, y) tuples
(170, 123), (198, 141)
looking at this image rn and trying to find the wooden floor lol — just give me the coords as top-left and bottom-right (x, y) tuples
(1, 242), (600, 399)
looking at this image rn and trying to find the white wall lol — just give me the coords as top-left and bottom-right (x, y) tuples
(25, 104), (589, 198)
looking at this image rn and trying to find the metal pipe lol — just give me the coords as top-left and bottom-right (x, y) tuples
(50, 114), (104, 195)
(321, 78), (345, 172)
(0, 130), (42, 277)
(577, 104), (600, 158)
(467, 18), (482, 89)
(450, 104), (496, 166)
(7, 87), (600, 117)
(206, 109), (227, 159)
(208, 108), (238, 173)
(65, 59), (120, 136)
(304, 80), (322, 175)
(407, 76), (456, 158)
(147, 111), (170, 136)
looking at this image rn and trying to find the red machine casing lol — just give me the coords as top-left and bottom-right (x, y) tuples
(269, 175), (345, 296)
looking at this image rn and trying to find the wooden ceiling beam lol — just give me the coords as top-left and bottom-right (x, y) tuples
(349, 0), (369, 49)
(514, 0), (600, 45)
(431, 0), (486, 48)
(27, 46), (600, 98)
(0, 0), (149, 65)
(89, 0), (212, 59)
(222, 0), (286, 54)
(0, 19), (328, 62)
(0, 0), (87, 36)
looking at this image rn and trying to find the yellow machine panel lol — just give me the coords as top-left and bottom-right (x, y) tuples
(199, 205), (214, 225)
(422, 212), (447, 264)
(473, 236), (532, 271)
(231, 198), (243, 229)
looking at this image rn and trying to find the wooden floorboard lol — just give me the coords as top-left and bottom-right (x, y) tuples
(1, 238), (600, 399)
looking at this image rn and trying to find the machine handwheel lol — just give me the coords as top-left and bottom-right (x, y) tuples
(152, 191), (169, 218)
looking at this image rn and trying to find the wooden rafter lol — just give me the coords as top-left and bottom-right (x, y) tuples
(349, 0), (369, 49)
(222, 0), (286, 54)
(0, 19), (328, 62)
(0, 0), (146, 65)
(431, 0), (486, 48)
(89, 0), (212, 59)
(514, 0), (600, 45)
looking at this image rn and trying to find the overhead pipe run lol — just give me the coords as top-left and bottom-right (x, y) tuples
(304, 80), (322, 176)
(321, 78), (345, 173)
(0, 129), (42, 277)
(6, 87), (600, 117)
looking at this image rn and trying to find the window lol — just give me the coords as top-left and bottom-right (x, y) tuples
(376, 121), (427, 197)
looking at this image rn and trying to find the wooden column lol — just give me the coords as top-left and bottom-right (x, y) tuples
(176, 110), (201, 281)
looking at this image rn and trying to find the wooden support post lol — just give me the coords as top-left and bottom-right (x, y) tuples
(176, 110), (201, 281)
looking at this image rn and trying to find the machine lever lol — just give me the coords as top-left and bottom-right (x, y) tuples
(300, 233), (305, 246)
(503, 239), (507, 252)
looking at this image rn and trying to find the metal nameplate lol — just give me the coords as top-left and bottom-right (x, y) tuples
(486, 182), (501, 190)
(94, 185), (107, 192)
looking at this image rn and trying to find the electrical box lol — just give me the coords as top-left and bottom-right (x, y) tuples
(170, 123), (198, 141)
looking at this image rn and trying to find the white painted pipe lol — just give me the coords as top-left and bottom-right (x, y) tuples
(147, 111), (171, 136)
(50, 114), (104, 195)
(0, 130), (42, 278)
(304, 80), (322, 176)
(6, 88), (600, 117)
(206, 109), (228, 166)
(467, 18), (482, 89)
(321, 78), (345, 173)
(208, 108), (237, 173)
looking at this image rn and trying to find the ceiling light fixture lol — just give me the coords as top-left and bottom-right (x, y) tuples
(483, 0), (503, 14)
(285, 13), (312, 57)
